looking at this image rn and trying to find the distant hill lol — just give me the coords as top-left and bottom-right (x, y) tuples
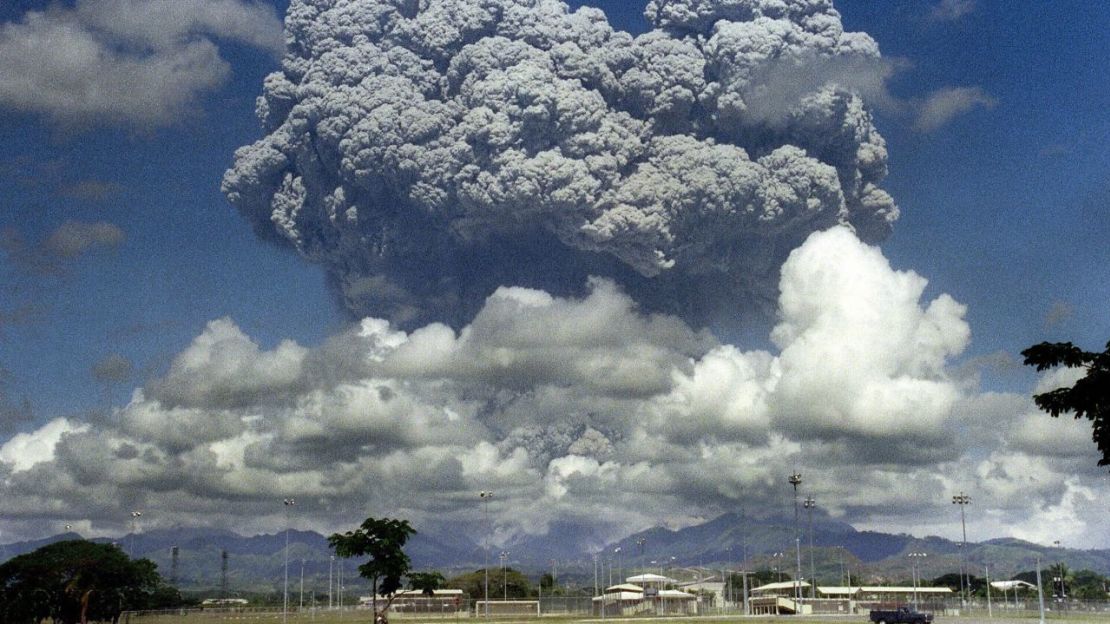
(3, 514), (1107, 594)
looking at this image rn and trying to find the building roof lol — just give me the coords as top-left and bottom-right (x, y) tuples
(361, 589), (465, 601)
(605, 583), (644, 593)
(626, 573), (677, 583)
(818, 586), (953, 595)
(752, 580), (812, 593)
(990, 580), (1037, 591)
(680, 580), (725, 590)
(658, 589), (697, 599)
(592, 588), (696, 602)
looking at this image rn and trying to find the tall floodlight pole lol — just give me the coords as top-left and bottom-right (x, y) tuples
(789, 472), (802, 602)
(803, 497), (816, 599)
(772, 552), (784, 582)
(614, 547), (622, 584)
(908, 553), (927, 609)
(500, 551), (510, 600)
(129, 511), (142, 558)
(1052, 540), (1066, 601)
(952, 492), (971, 605)
(480, 491), (494, 617)
(283, 498), (295, 624)
(637, 537), (646, 580)
(985, 564), (992, 617)
(594, 552), (599, 596)
(1036, 556), (1046, 624)
(328, 555), (334, 609)
(726, 546), (733, 606)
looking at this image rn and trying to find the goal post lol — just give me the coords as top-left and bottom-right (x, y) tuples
(474, 600), (541, 616)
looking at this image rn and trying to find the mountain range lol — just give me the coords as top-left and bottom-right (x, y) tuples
(2, 513), (1105, 596)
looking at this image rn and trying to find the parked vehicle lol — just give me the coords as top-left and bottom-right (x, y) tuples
(869, 606), (934, 624)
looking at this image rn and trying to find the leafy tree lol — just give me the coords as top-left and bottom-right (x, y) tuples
(726, 569), (780, 596)
(0, 539), (168, 624)
(408, 571), (446, 596)
(329, 517), (415, 619)
(1014, 570), (1051, 594)
(1069, 569), (1109, 599)
(447, 568), (532, 599)
(930, 573), (985, 595)
(1021, 340), (1110, 468)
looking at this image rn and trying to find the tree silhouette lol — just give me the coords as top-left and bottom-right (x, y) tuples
(1021, 340), (1110, 469)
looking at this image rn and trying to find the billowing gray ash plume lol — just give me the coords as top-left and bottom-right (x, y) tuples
(224, 0), (897, 328)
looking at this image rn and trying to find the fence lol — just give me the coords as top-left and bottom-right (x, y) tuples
(122, 597), (1110, 623)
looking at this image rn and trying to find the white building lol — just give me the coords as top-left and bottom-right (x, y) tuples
(592, 574), (698, 616)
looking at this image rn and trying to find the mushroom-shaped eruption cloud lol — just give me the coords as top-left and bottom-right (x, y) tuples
(223, 0), (898, 328)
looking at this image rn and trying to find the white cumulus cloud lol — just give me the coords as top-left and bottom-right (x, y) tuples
(9, 227), (1090, 544)
(0, 418), (88, 473)
(913, 86), (997, 132)
(0, 0), (283, 127)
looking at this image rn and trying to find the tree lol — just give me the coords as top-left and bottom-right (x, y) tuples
(329, 517), (415, 620)
(1069, 569), (1109, 599)
(408, 571), (446, 596)
(447, 568), (532, 599)
(1021, 340), (1110, 468)
(726, 569), (779, 597)
(0, 539), (168, 624)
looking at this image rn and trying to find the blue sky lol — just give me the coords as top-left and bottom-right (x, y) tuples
(0, 0), (1108, 547)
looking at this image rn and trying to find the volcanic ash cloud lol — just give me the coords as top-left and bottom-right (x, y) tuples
(223, 0), (898, 327)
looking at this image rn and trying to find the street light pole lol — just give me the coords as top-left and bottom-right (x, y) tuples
(283, 498), (295, 624)
(480, 491), (494, 617)
(803, 497), (816, 599)
(952, 492), (971, 605)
